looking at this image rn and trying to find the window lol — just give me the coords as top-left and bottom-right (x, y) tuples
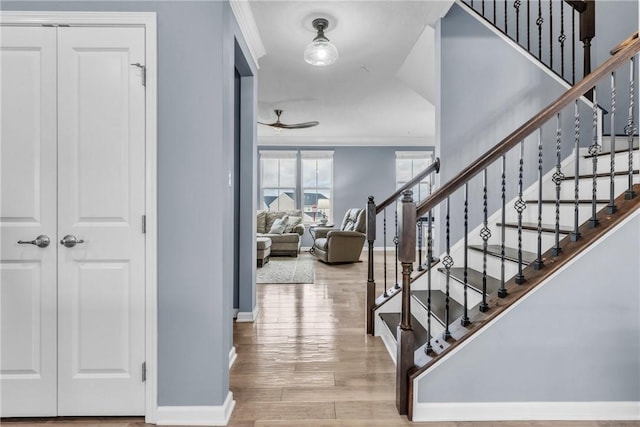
(260, 151), (297, 211)
(302, 151), (333, 223)
(396, 151), (433, 203)
(259, 150), (334, 224)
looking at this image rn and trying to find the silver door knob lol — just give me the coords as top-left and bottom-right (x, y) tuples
(18, 235), (51, 248)
(60, 235), (84, 248)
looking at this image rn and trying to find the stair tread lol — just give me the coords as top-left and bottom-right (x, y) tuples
(498, 221), (572, 234)
(379, 312), (430, 351)
(469, 244), (536, 265)
(436, 267), (502, 295)
(561, 170), (639, 180)
(412, 290), (465, 326)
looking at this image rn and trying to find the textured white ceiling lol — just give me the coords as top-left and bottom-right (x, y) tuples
(251, 1), (453, 146)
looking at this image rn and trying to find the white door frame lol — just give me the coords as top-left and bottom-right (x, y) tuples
(0, 11), (158, 423)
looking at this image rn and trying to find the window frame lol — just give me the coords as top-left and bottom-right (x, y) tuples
(259, 150), (298, 212)
(395, 151), (434, 203)
(301, 151), (334, 224)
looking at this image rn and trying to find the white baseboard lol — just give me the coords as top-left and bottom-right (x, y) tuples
(156, 392), (235, 425)
(412, 401), (640, 422)
(236, 307), (258, 322)
(228, 346), (237, 369)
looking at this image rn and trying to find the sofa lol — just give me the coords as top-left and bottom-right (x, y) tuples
(257, 210), (305, 257)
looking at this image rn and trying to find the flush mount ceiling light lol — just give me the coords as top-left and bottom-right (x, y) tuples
(304, 18), (338, 66)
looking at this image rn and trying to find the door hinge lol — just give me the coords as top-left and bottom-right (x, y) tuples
(131, 63), (146, 87)
(142, 362), (147, 382)
(142, 215), (146, 234)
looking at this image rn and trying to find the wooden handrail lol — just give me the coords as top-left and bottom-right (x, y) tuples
(611, 31), (639, 56)
(376, 157), (440, 214)
(416, 35), (640, 218)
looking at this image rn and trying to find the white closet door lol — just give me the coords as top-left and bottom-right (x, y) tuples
(56, 26), (146, 415)
(0, 26), (58, 417)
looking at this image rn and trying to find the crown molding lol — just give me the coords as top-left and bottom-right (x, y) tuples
(230, 0), (266, 68)
(257, 135), (435, 147)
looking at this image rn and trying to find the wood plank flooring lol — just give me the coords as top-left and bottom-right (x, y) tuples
(3, 252), (638, 427)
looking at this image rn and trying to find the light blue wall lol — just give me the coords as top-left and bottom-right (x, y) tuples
(257, 146), (434, 248)
(0, 0), (257, 407)
(418, 212), (640, 403)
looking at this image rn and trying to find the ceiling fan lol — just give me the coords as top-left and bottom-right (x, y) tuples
(258, 109), (319, 129)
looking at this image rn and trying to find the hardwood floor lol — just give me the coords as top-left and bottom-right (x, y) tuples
(3, 252), (638, 426)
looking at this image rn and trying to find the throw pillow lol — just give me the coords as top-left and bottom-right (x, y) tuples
(269, 216), (289, 234)
(284, 216), (302, 233)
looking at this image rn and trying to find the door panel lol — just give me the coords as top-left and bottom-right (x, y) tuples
(57, 26), (146, 416)
(0, 26), (58, 417)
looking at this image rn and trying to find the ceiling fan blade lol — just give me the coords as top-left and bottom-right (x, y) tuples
(277, 121), (319, 129)
(258, 121), (319, 129)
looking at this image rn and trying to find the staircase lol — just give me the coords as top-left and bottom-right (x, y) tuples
(364, 10), (640, 420)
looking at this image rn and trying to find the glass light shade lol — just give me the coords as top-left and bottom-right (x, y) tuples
(304, 39), (338, 66)
(317, 199), (331, 210)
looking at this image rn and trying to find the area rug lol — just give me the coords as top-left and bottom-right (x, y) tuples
(257, 253), (315, 284)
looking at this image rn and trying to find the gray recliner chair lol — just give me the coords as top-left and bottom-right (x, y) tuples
(311, 208), (366, 264)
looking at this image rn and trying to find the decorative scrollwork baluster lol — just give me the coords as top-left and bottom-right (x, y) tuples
(462, 183), (470, 325)
(536, 0), (543, 60)
(559, 1), (566, 79)
(417, 216), (424, 272)
(394, 205), (400, 288)
(625, 56), (637, 200)
(514, 0), (521, 43)
(514, 141), (526, 284)
(425, 176), (434, 354)
(442, 197), (453, 340)
(493, 0), (496, 24)
(589, 89), (602, 227)
(498, 155), (508, 298)
(549, 0), (553, 69)
(608, 71), (618, 214)
(504, 0), (507, 34)
(572, 10), (576, 84)
(552, 112), (564, 256)
(534, 129), (545, 270)
(383, 208), (389, 297)
(571, 100), (582, 241)
(479, 170), (491, 312)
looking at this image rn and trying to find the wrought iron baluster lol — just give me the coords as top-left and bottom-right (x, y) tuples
(536, 0), (543, 60)
(514, 141), (526, 284)
(514, 0), (521, 43)
(462, 183), (470, 325)
(479, 170), (491, 312)
(533, 129), (545, 270)
(571, 100), (582, 241)
(504, 0), (507, 34)
(625, 56), (637, 200)
(482, 0), (485, 16)
(608, 71), (618, 214)
(559, 1), (566, 78)
(527, 1), (531, 52)
(442, 197), (454, 340)
(417, 216), (424, 272)
(498, 155), (508, 298)
(552, 112), (564, 256)
(572, 10), (576, 84)
(394, 204), (400, 288)
(549, 0), (553, 69)
(383, 208), (389, 297)
(493, 0), (496, 24)
(589, 88), (602, 227)
(425, 179), (434, 354)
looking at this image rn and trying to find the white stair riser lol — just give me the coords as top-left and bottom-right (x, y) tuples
(467, 249), (520, 280)
(505, 202), (605, 225)
(577, 150), (638, 174)
(542, 174), (639, 199)
(411, 298), (446, 337)
(443, 276), (483, 310)
(502, 227), (560, 254)
(599, 136), (639, 153)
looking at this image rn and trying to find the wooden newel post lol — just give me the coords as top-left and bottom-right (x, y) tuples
(366, 196), (376, 335)
(396, 190), (416, 415)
